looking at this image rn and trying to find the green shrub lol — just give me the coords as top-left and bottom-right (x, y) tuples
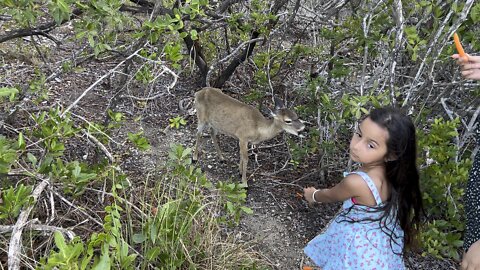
(418, 117), (471, 259)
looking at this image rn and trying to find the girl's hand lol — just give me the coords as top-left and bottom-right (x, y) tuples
(462, 240), (480, 270)
(452, 54), (480, 81)
(303, 187), (317, 204)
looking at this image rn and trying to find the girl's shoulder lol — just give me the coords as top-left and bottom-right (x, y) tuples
(342, 172), (373, 192)
(348, 170), (385, 186)
(349, 170), (388, 204)
(344, 171), (383, 206)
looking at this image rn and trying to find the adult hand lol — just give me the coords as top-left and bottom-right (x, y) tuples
(452, 54), (480, 81)
(461, 240), (480, 270)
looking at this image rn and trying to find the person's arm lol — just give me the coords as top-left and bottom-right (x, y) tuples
(303, 174), (368, 204)
(452, 54), (480, 80)
(461, 239), (480, 270)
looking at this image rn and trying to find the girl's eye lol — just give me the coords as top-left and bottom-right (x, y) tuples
(368, 143), (375, 149)
(355, 132), (362, 137)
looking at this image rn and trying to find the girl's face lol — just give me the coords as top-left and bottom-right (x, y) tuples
(350, 117), (389, 166)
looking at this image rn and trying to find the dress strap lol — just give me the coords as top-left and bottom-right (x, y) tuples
(346, 171), (383, 206)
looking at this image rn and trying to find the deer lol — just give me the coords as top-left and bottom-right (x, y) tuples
(192, 87), (305, 187)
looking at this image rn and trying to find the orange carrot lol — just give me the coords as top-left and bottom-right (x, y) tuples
(302, 266), (314, 270)
(453, 33), (467, 61)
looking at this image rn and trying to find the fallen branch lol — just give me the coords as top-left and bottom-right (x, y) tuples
(82, 131), (115, 163)
(0, 223), (75, 241)
(8, 177), (50, 270)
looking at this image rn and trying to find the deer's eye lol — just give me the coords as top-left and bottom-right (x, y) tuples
(285, 119), (292, 124)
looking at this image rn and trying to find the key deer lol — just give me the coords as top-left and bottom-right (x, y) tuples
(193, 87), (305, 186)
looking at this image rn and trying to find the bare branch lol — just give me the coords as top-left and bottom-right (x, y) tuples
(206, 36), (263, 87)
(8, 178), (49, 270)
(0, 9), (83, 44)
(390, 0), (405, 106)
(0, 223), (76, 240)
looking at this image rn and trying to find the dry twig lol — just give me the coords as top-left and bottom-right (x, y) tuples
(8, 178), (49, 270)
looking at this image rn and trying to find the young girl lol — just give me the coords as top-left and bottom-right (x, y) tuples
(303, 107), (424, 269)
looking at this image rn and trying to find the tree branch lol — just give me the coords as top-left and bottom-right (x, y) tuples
(8, 178), (50, 270)
(0, 8), (83, 44)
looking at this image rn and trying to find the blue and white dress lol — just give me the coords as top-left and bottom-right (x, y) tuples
(304, 171), (405, 270)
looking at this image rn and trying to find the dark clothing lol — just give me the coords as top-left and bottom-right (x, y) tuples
(464, 122), (480, 251)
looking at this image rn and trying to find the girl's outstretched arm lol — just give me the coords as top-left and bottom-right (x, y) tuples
(304, 174), (373, 204)
(452, 54), (480, 81)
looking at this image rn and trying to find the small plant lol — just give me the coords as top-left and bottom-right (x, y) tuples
(28, 69), (48, 103)
(40, 232), (87, 269)
(61, 60), (73, 73)
(32, 107), (78, 156)
(164, 42), (183, 69)
(127, 131), (151, 151)
(216, 181), (252, 226)
(40, 203), (137, 269)
(135, 65), (155, 84)
(50, 160), (98, 196)
(107, 109), (124, 129)
(0, 184), (33, 222)
(168, 116), (187, 129)
(0, 136), (18, 173)
(0, 87), (19, 101)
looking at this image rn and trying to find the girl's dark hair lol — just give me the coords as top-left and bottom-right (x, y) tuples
(369, 107), (424, 249)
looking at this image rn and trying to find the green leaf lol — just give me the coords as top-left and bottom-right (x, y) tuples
(132, 233), (147, 243)
(54, 231), (68, 254)
(93, 244), (111, 270)
(146, 246), (161, 261)
(27, 153), (37, 166)
(190, 29), (198, 40)
(471, 3), (480, 23)
(0, 87), (18, 97)
(17, 132), (25, 149)
(181, 148), (192, 158)
(241, 206), (253, 214)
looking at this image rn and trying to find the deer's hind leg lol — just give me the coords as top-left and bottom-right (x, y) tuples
(239, 139), (248, 186)
(193, 122), (207, 161)
(210, 129), (224, 160)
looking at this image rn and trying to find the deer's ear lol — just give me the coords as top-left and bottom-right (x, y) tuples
(273, 97), (285, 110)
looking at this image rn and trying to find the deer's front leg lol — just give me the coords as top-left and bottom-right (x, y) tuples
(239, 139), (248, 186)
